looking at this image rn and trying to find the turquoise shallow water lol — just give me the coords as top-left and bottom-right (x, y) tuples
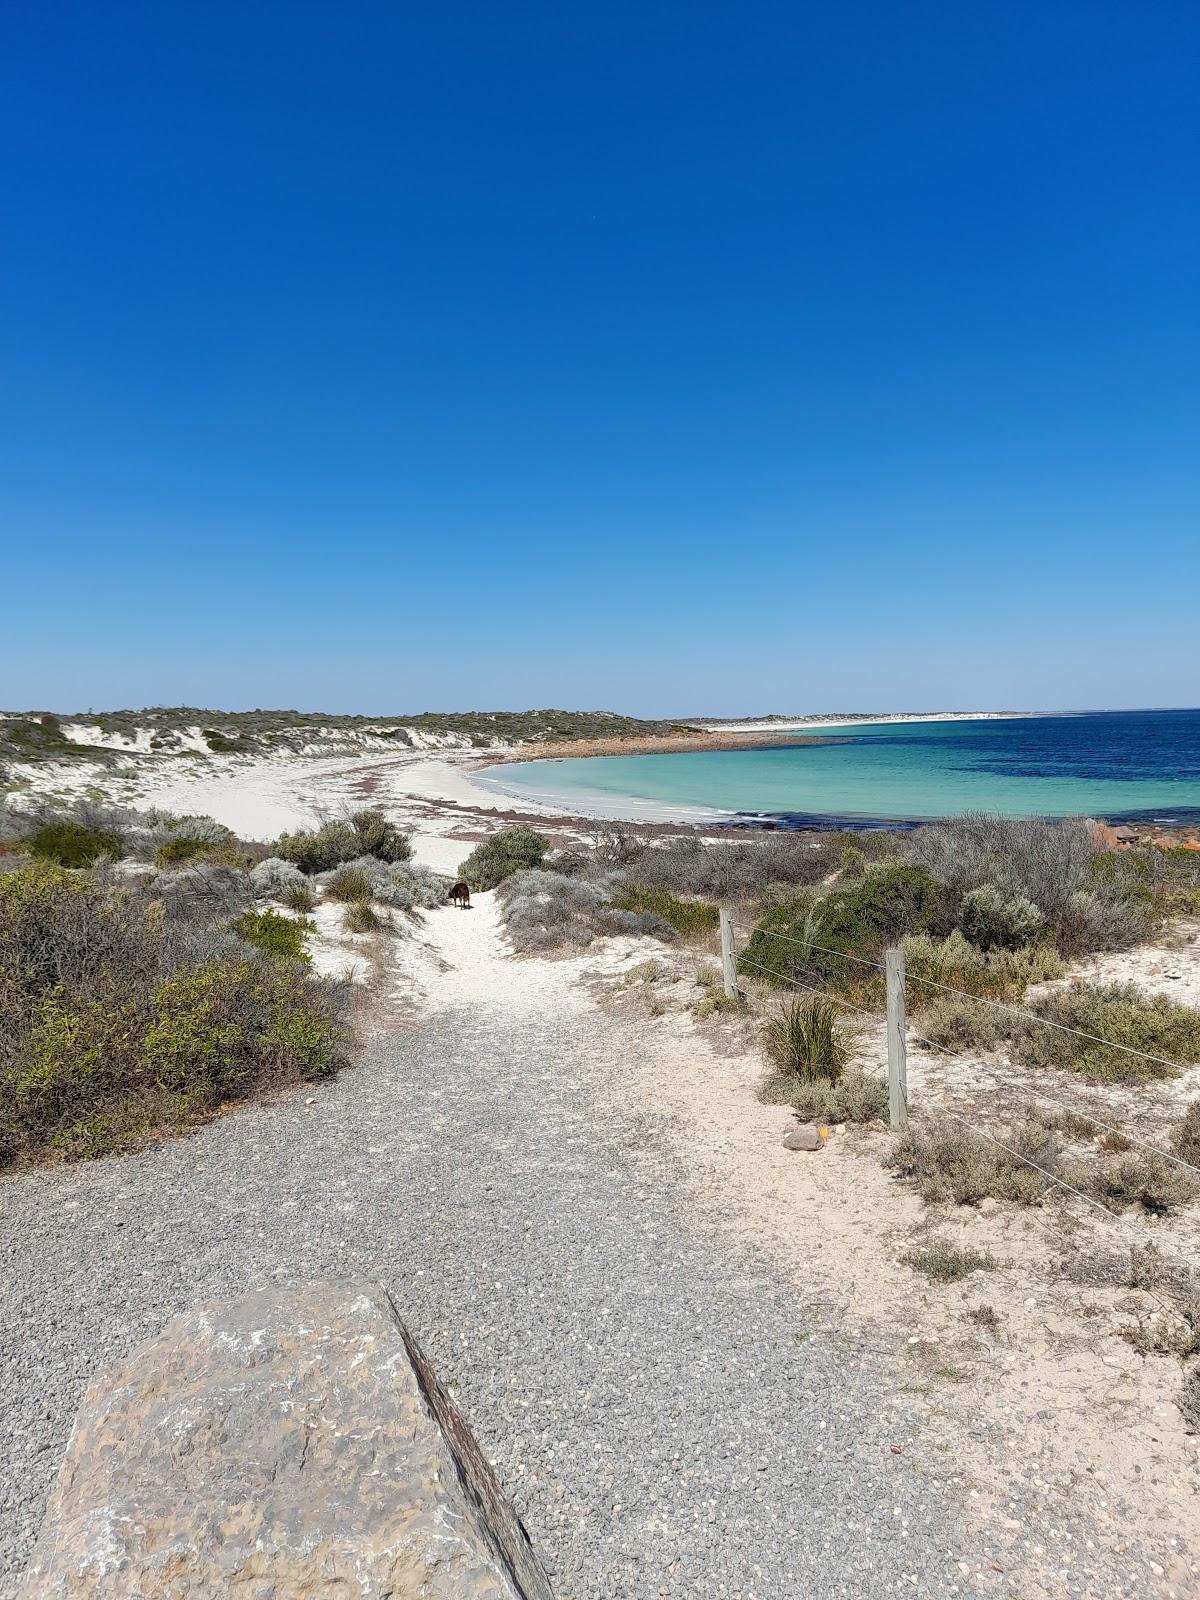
(482, 711), (1200, 826)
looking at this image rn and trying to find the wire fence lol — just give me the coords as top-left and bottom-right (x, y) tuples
(728, 916), (1199, 1078)
(721, 907), (1200, 1300)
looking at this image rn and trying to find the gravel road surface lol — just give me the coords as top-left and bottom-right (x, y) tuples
(0, 899), (1160, 1598)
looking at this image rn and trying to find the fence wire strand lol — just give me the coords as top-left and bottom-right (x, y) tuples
(726, 913), (1200, 1318)
(729, 916), (1193, 1076)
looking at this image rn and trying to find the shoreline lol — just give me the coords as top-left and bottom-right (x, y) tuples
(9, 708), (1198, 850)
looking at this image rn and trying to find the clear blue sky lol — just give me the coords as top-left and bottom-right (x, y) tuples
(2, 2), (1196, 716)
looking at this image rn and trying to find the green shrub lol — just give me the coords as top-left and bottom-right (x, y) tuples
(904, 1239), (996, 1282)
(326, 865), (373, 903)
(614, 883), (718, 936)
(692, 989), (741, 1018)
(29, 821), (124, 867)
(764, 996), (856, 1083)
(0, 890), (344, 1163)
(232, 909), (311, 962)
(884, 1119), (1058, 1205)
(203, 729), (257, 754)
(155, 835), (219, 865)
(275, 809), (412, 874)
(345, 807), (413, 863)
(459, 826), (547, 890)
(281, 881), (316, 913)
(739, 862), (951, 990)
(958, 884), (1044, 951)
(1010, 982), (1200, 1082)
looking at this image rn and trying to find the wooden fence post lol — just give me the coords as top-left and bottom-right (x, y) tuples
(885, 945), (908, 1130)
(719, 907), (738, 998)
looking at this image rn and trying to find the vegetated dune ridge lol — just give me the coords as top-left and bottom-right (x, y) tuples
(0, 705), (1019, 768)
(4, 730), (1200, 1596)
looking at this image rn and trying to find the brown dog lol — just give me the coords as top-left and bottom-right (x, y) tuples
(449, 880), (471, 909)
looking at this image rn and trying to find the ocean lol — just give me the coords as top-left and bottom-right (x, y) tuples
(479, 709), (1200, 828)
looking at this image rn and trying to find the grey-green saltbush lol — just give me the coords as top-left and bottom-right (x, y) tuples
(250, 857), (310, 900)
(959, 884), (1044, 951)
(496, 868), (675, 953)
(316, 855), (451, 910)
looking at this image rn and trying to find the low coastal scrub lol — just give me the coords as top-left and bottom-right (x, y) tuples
(888, 1112), (1199, 1215)
(775, 1067), (889, 1125)
(1173, 1101), (1200, 1166)
(153, 861), (254, 921)
(156, 834), (223, 865)
(739, 862), (952, 992)
(613, 882), (718, 937)
(903, 929), (1064, 1001)
(275, 808), (412, 874)
(1009, 982), (1200, 1082)
(904, 815), (1151, 955)
(0, 858), (347, 1164)
(884, 1119), (1058, 1205)
(2, 795), (251, 867)
(319, 856), (450, 911)
(30, 820), (124, 867)
(958, 884), (1045, 952)
(1179, 1369), (1200, 1434)
(460, 825), (547, 890)
(612, 832), (851, 898)
(250, 856), (311, 900)
(281, 881), (316, 913)
(1078, 1150), (1198, 1215)
(344, 901), (382, 933)
(496, 869), (675, 953)
(913, 992), (1007, 1052)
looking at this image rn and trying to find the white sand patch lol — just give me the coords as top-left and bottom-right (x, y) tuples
(1063, 919), (1200, 1009)
(307, 899), (371, 984)
(60, 722), (157, 752)
(37, 748), (554, 850)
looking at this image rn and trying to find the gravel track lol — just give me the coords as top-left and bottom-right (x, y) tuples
(0, 903), (1154, 1598)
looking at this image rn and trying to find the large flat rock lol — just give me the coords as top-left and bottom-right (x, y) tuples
(21, 1280), (553, 1599)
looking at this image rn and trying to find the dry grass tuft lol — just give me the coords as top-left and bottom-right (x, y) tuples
(904, 1238), (996, 1282)
(884, 1119), (1058, 1206)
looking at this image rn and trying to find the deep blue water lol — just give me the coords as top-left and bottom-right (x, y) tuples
(486, 710), (1200, 828)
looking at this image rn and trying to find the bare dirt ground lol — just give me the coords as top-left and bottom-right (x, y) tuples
(577, 927), (1200, 1596)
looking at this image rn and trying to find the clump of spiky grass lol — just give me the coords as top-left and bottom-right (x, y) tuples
(281, 881), (316, 913)
(344, 901), (383, 933)
(764, 996), (857, 1083)
(326, 865), (373, 904)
